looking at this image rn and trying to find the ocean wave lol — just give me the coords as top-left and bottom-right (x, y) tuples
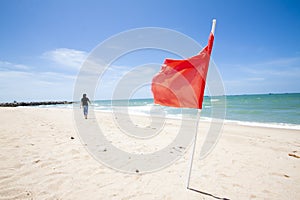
(224, 119), (300, 130)
(29, 94), (300, 129)
(210, 99), (220, 102)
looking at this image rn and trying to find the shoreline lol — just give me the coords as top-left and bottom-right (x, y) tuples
(8, 105), (300, 130)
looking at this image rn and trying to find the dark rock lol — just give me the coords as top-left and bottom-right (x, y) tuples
(0, 101), (73, 107)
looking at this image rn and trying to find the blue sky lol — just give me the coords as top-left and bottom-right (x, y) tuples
(1, 0), (300, 102)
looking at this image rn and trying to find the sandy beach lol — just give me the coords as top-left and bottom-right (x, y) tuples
(0, 107), (299, 200)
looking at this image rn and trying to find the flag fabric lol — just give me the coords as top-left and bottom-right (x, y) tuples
(151, 32), (214, 109)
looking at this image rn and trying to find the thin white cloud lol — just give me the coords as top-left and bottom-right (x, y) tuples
(95, 64), (160, 99)
(251, 57), (300, 67)
(0, 60), (31, 71)
(246, 77), (265, 81)
(0, 70), (75, 86)
(220, 56), (300, 94)
(0, 70), (76, 102)
(246, 67), (300, 77)
(223, 56), (300, 78)
(43, 48), (88, 69)
(0, 48), (89, 101)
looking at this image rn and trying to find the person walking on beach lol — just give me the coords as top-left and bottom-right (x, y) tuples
(81, 94), (91, 119)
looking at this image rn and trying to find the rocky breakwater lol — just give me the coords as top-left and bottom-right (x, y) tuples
(0, 101), (73, 107)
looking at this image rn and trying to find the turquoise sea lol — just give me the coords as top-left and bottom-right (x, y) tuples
(222, 93), (300, 125)
(94, 93), (300, 127)
(50, 93), (300, 128)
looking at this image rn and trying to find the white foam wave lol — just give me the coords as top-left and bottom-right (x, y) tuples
(210, 99), (220, 102)
(34, 104), (300, 130)
(224, 119), (300, 130)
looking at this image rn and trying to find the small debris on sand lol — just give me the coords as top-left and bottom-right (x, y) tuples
(288, 153), (300, 158)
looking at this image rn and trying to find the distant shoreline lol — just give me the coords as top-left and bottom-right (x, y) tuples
(0, 101), (73, 107)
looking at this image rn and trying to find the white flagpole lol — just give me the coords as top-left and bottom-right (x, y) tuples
(186, 109), (201, 189)
(186, 19), (216, 190)
(211, 19), (217, 36)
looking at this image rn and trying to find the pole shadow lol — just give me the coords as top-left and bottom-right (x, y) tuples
(187, 187), (230, 200)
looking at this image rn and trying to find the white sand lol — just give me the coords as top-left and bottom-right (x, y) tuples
(0, 107), (299, 200)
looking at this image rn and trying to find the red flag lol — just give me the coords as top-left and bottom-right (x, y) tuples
(151, 32), (214, 109)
